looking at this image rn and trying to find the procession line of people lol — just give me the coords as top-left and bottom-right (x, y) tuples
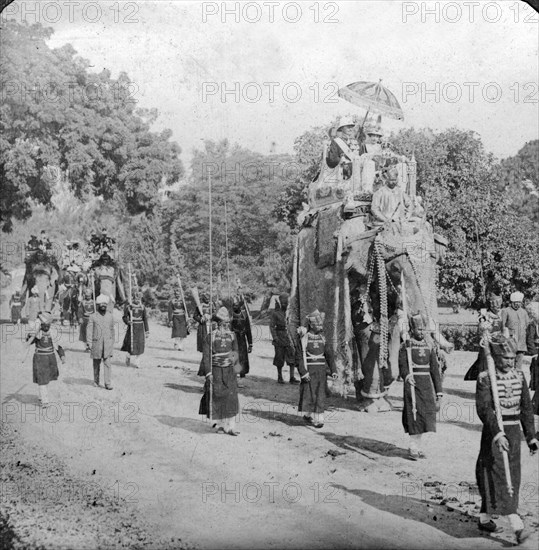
(17, 279), (539, 545)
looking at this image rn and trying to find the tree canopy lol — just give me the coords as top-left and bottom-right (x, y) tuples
(0, 20), (183, 232)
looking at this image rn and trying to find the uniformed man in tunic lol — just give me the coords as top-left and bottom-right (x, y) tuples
(501, 292), (530, 370)
(465, 294), (503, 380)
(27, 312), (65, 407)
(199, 307), (240, 436)
(230, 296), (252, 383)
(475, 333), (537, 543)
(10, 290), (22, 324)
(526, 302), (539, 425)
(398, 313), (443, 460)
(297, 309), (336, 428)
(168, 288), (189, 351)
(78, 288), (95, 345)
(194, 297), (212, 377)
(121, 289), (149, 368)
(269, 293), (299, 384)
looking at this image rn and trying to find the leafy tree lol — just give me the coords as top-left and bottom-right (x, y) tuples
(161, 139), (295, 296)
(0, 20), (183, 233)
(497, 140), (539, 225)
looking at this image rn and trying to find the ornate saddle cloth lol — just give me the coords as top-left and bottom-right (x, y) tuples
(315, 205), (342, 268)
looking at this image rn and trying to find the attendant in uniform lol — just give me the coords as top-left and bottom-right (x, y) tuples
(168, 288), (189, 351)
(398, 313), (443, 460)
(27, 312), (65, 407)
(78, 289), (95, 344)
(270, 293), (299, 384)
(475, 333), (537, 542)
(465, 294), (503, 380)
(297, 310), (336, 428)
(121, 289), (149, 368)
(194, 298), (211, 376)
(526, 302), (539, 429)
(86, 294), (115, 389)
(230, 296), (252, 383)
(199, 307), (240, 436)
(10, 290), (22, 324)
(501, 292), (530, 370)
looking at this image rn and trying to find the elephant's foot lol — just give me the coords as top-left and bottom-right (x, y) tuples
(357, 396), (392, 413)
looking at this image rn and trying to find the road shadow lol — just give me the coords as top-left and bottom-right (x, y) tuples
(62, 377), (94, 387)
(62, 347), (88, 355)
(329, 485), (511, 545)
(3, 392), (40, 406)
(321, 432), (411, 460)
(440, 419), (482, 433)
(174, 357), (201, 366)
(163, 382), (203, 394)
(154, 414), (212, 434)
(444, 387), (476, 400)
(243, 407), (306, 427)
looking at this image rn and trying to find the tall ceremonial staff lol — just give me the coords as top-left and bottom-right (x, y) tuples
(224, 199), (232, 302)
(207, 168), (213, 422)
(401, 272), (417, 421)
(128, 263), (134, 354)
(483, 336), (514, 496)
(90, 272), (96, 310)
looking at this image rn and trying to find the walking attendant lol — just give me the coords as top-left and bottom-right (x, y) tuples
(297, 309), (336, 429)
(475, 333), (538, 543)
(26, 312), (65, 407)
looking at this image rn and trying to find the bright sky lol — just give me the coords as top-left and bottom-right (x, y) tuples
(6, 0), (539, 163)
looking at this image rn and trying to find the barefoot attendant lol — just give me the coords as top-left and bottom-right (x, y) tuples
(10, 290), (22, 324)
(27, 312), (65, 406)
(168, 288), (189, 351)
(465, 294), (503, 381)
(398, 314), (443, 460)
(270, 293), (299, 384)
(199, 307), (240, 436)
(78, 288), (95, 344)
(231, 295), (252, 382)
(86, 294), (115, 389)
(121, 290), (149, 368)
(193, 296), (211, 377)
(475, 333), (538, 543)
(297, 309), (336, 428)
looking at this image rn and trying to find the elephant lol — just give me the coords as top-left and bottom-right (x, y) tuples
(288, 200), (449, 412)
(91, 258), (127, 310)
(21, 250), (60, 313)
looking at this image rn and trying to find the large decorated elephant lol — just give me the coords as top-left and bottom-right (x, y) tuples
(21, 250), (60, 312)
(288, 141), (450, 411)
(288, 205), (448, 410)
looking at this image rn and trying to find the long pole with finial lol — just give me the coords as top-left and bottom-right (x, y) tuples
(224, 199), (231, 302)
(208, 168), (213, 422)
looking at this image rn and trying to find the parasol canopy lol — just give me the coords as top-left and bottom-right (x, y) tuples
(338, 80), (404, 121)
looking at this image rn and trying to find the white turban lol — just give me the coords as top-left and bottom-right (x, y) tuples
(510, 291), (524, 302)
(96, 294), (109, 305)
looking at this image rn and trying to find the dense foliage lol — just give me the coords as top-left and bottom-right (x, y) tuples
(0, 20), (183, 233)
(2, 21), (537, 307)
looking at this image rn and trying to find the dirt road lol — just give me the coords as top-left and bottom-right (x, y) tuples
(1, 291), (538, 549)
